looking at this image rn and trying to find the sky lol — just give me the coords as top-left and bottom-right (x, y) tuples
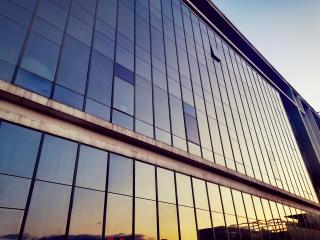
(212, 0), (320, 112)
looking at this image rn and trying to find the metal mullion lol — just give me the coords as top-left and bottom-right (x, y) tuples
(190, 177), (199, 240)
(18, 132), (45, 240)
(217, 185), (230, 240)
(224, 47), (257, 178)
(49, 0), (73, 99)
(132, 159), (135, 239)
(174, 172), (182, 240)
(205, 182), (216, 240)
(256, 77), (296, 194)
(12, 0), (41, 84)
(64, 143), (81, 240)
(82, 0), (100, 112)
(102, 152), (110, 239)
(155, 167), (160, 240)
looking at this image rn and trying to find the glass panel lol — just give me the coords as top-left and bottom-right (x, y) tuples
(0, 16), (27, 65)
(0, 174), (30, 209)
(37, 135), (77, 185)
(85, 98), (110, 121)
(231, 190), (246, 217)
(192, 178), (209, 210)
(56, 35), (90, 94)
(0, 122), (41, 178)
(76, 145), (108, 191)
(159, 202), (179, 240)
(53, 85), (84, 109)
(242, 193), (256, 220)
(135, 198), (157, 240)
(157, 168), (176, 204)
(113, 77), (134, 115)
(66, 16), (92, 46)
(87, 51), (113, 106)
(97, 0), (117, 28)
(69, 188), (104, 238)
(112, 110), (134, 130)
(220, 186), (235, 215)
(0, 59), (14, 82)
(0, 208), (24, 240)
(105, 193), (132, 239)
(108, 154), (133, 196)
(176, 173), (194, 207)
(21, 32), (59, 81)
(32, 17), (63, 45)
(170, 95), (186, 139)
(135, 76), (153, 124)
(211, 211), (227, 240)
(185, 114), (200, 145)
(197, 209), (214, 240)
(135, 161), (155, 200)
(37, 0), (68, 30)
(114, 63), (135, 85)
(179, 206), (197, 240)
(154, 86), (170, 132)
(207, 183), (223, 213)
(24, 181), (71, 239)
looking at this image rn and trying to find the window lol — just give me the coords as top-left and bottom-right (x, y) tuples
(108, 154), (133, 196)
(112, 110), (134, 130)
(154, 86), (170, 132)
(170, 95), (186, 138)
(220, 186), (235, 215)
(0, 0), (32, 27)
(176, 173), (193, 207)
(21, 32), (60, 81)
(0, 122), (41, 178)
(37, 0), (68, 30)
(0, 16), (27, 65)
(32, 17), (63, 45)
(56, 35), (90, 94)
(66, 16), (92, 46)
(113, 77), (134, 115)
(193, 178), (209, 210)
(135, 15), (150, 51)
(0, 208), (24, 239)
(93, 31), (115, 59)
(151, 27), (165, 61)
(114, 63), (134, 85)
(207, 183), (223, 213)
(53, 85), (84, 110)
(117, 2), (134, 41)
(179, 206), (197, 240)
(23, 181), (71, 239)
(37, 135), (77, 185)
(158, 202), (179, 240)
(196, 209), (213, 240)
(135, 161), (155, 200)
(69, 188), (104, 238)
(0, 59), (14, 82)
(0, 174), (30, 209)
(76, 145), (108, 191)
(157, 168), (176, 204)
(184, 114), (200, 145)
(135, 198), (157, 240)
(85, 98), (110, 121)
(105, 193), (132, 239)
(87, 51), (113, 106)
(116, 45), (134, 71)
(135, 76), (153, 124)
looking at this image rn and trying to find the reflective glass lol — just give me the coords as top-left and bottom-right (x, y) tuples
(108, 154), (133, 196)
(157, 168), (176, 204)
(53, 85), (84, 109)
(211, 211), (227, 240)
(105, 193), (132, 239)
(0, 0), (32, 27)
(37, 135), (77, 185)
(159, 202), (179, 240)
(114, 63), (135, 85)
(135, 76), (153, 124)
(0, 16), (27, 65)
(113, 77), (134, 115)
(21, 32), (59, 81)
(0, 174), (30, 209)
(185, 114), (200, 145)
(24, 181), (71, 239)
(69, 188), (104, 238)
(179, 206), (197, 240)
(0, 59), (14, 82)
(231, 190), (246, 217)
(135, 198), (157, 240)
(32, 17), (63, 45)
(117, 2), (134, 40)
(135, 119), (154, 138)
(135, 161), (155, 200)
(116, 45), (134, 71)
(76, 145), (108, 191)
(170, 95), (186, 138)
(0, 122), (41, 178)
(197, 209), (214, 240)
(57, 35), (90, 94)
(66, 16), (92, 46)
(87, 51), (113, 106)
(154, 86), (171, 132)
(0, 208), (24, 240)
(112, 109), (134, 130)
(93, 31), (115, 59)
(37, 0), (68, 30)
(176, 173), (193, 207)
(220, 186), (235, 215)
(193, 178), (209, 210)
(97, 0), (117, 28)
(207, 183), (223, 213)
(85, 98), (111, 121)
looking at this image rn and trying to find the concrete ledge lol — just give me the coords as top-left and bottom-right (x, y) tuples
(0, 80), (319, 212)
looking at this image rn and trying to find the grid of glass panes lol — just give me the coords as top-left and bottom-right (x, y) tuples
(0, 0), (317, 201)
(1, 121), (320, 240)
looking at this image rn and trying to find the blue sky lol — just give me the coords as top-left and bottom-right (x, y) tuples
(212, 0), (320, 112)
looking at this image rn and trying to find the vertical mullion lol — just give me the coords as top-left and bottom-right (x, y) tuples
(190, 177), (199, 240)
(18, 133), (45, 240)
(102, 152), (110, 239)
(174, 172), (182, 240)
(155, 167), (160, 240)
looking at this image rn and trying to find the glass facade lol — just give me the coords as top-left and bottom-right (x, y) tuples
(0, 121), (319, 240)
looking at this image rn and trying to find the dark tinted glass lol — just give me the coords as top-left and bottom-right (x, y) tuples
(24, 181), (71, 239)
(185, 114), (200, 144)
(76, 145), (108, 191)
(15, 69), (52, 97)
(53, 85), (84, 109)
(159, 202), (179, 240)
(0, 122), (41, 178)
(113, 77), (134, 115)
(135, 198), (157, 240)
(0, 16), (27, 65)
(105, 193), (132, 239)
(114, 63), (135, 85)
(87, 51), (113, 106)
(21, 32), (59, 81)
(135, 161), (155, 200)
(69, 188), (104, 238)
(0, 174), (30, 209)
(56, 35), (90, 94)
(37, 135), (77, 185)
(0, 208), (24, 239)
(108, 154), (133, 196)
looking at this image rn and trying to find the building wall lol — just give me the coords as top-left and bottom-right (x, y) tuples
(0, 0), (320, 239)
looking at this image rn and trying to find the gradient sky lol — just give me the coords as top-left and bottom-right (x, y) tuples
(212, 0), (320, 112)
